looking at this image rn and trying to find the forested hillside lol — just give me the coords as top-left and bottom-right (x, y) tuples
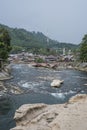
(0, 24), (78, 54)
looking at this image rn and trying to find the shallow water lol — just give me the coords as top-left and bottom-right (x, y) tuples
(0, 64), (87, 130)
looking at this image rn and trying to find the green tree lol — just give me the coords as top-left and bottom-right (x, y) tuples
(0, 28), (11, 60)
(80, 34), (87, 62)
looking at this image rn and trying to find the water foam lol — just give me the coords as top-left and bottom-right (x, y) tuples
(51, 93), (65, 99)
(51, 90), (76, 99)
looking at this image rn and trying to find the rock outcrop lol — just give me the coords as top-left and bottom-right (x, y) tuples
(0, 69), (23, 95)
(11, 94), (87, 130)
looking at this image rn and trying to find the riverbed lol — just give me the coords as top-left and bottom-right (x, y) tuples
(0, 64), (87, 130)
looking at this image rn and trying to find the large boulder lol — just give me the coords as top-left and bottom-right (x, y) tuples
(51, 79), (64, 87)
(11, 94), (87, 130)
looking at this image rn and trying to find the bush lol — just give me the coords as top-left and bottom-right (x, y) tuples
(35, 57), (44, 63)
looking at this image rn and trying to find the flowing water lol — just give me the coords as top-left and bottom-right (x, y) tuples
(0, 64), (87, 130)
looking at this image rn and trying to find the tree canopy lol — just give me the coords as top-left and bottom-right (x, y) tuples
(0, 28), (11, 60)
(80, 34), (87, 62)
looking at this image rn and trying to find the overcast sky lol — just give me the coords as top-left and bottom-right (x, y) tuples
(0, 0), (87, 44)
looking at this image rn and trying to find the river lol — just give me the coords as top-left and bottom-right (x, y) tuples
(0, 64), (87, 130)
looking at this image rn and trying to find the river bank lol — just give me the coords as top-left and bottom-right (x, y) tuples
(75, 62), (87, 72)
(18, 61), (87, 72)
(0, 66), (23, 96)
(0, 70), (12, 96)
(11, 94), (87, 130)
(31, 62), (87, 72)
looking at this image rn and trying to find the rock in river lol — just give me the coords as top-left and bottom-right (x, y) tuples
(51, 79), (64, 87)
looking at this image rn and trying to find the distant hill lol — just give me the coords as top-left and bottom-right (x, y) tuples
(0, 23), (78, 54)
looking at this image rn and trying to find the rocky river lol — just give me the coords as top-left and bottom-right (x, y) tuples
(0, 64), (87, 130)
